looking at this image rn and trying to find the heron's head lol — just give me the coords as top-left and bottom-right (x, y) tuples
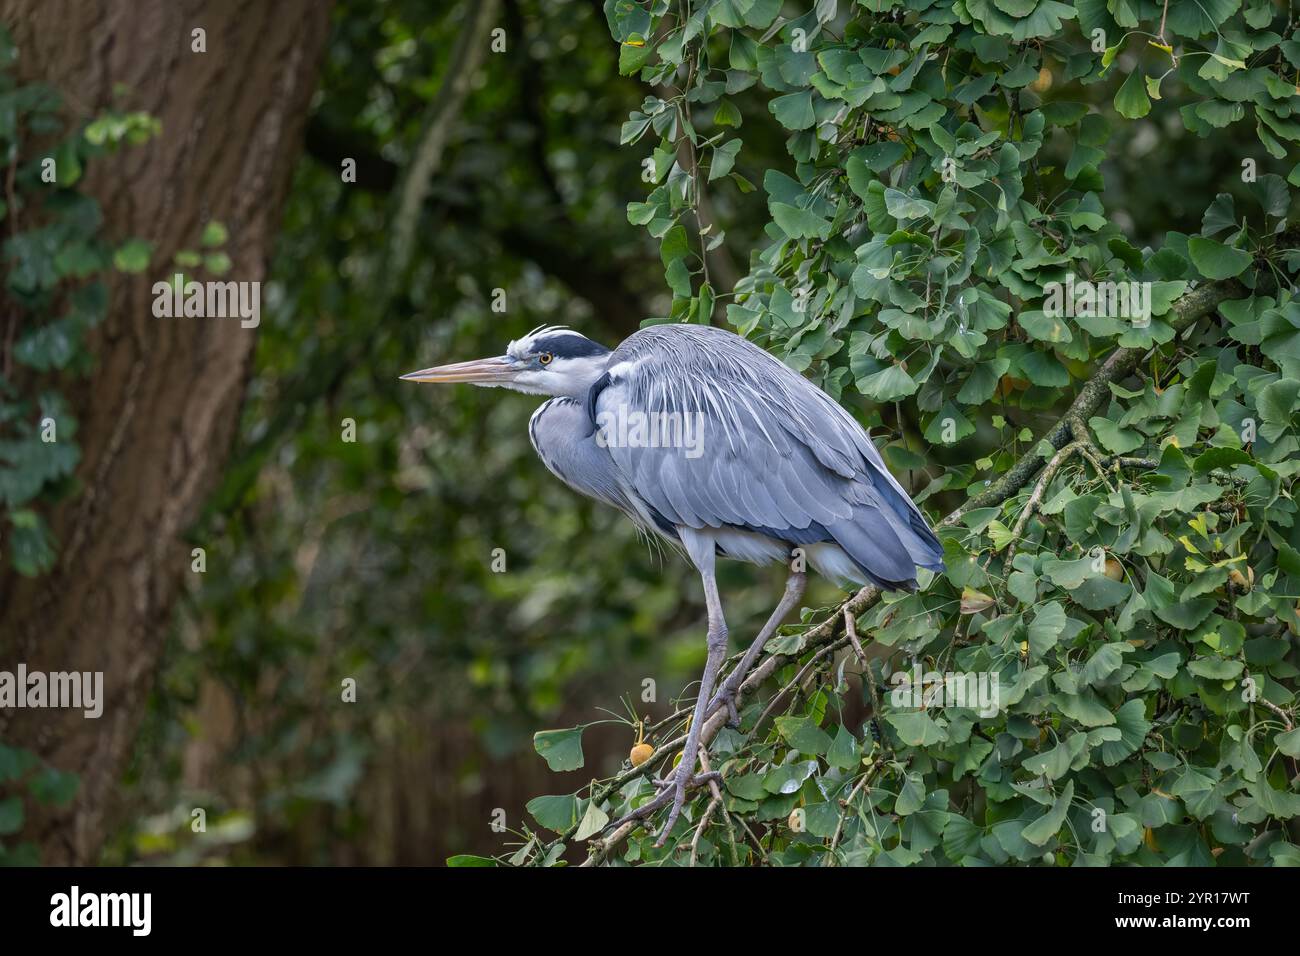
(401, 326), (611, 399)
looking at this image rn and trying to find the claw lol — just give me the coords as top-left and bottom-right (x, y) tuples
(706, 681), (741, 727)
(656, 770), (691, 845)
(651, 769), (720, 789)
(653, 769), (721, 846)
(606, 768), (722, 846)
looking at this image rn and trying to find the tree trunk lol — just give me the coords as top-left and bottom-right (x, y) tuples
(0, 0), (332, 864)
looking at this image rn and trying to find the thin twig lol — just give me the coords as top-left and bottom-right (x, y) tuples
(826, 757), (886, 865)
(687, 750), (733, 866)
(1005, 440), (1080, 563)
(754, 636), (850, 730)
(844, 607), (869, 666)
(1076, 441), (1116, 493)
(1257, 696), (1295, 732)
(1104, 456), (1158, 470)
(688, 795), (720, 866)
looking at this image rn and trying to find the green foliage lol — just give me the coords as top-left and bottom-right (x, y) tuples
(0, 24), (156, 577)
(0, 742), (78, 865)
(505, 0), (1300, 866)
(533, 725), (588, 771)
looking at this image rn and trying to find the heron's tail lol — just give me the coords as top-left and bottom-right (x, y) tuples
(827, 497), (945, 591)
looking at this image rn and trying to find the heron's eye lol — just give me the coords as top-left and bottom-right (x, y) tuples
(538, 353), (554, 366)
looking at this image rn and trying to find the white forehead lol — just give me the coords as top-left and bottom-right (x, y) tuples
(506, 325), (575, 359)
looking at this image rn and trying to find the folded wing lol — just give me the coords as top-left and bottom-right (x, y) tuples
(590, 325), (943, 589)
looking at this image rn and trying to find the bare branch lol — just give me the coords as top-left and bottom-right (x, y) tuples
(388, 0), (501, 289)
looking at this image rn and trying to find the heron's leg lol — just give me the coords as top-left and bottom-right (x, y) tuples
(707, 569), (806, 725)
(650, 564), (728, 845)
(604, 562), (728, 845)
(602, 532), (730, 847)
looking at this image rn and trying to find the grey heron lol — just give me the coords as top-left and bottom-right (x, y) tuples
(403, 323), (943, 844)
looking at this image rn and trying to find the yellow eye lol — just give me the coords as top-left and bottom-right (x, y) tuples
(538, 353), (553, 365)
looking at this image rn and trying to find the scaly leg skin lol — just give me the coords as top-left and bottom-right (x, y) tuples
(608, 549), (730, 848)
(706, 569), (806, 727)
(651, 564), (729, 847)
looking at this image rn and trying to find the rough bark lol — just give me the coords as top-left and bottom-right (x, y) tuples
(0, 0), (332, 863)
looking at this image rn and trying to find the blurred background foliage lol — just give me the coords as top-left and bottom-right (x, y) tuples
(81, 0), (1292, 864)
(103, 0), (801, 865)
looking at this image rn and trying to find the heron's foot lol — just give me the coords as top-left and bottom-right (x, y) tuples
(705, 680), (741, 727)
(609, 766), (722, 847)
(650, 769), (721, 789)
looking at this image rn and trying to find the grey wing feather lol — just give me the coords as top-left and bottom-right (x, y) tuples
(593, 325), (943, 588)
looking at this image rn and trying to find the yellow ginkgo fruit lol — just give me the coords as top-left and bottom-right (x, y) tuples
(1228, 566), (1254, 591)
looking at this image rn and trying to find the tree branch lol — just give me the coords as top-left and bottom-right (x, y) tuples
(387, 0), (501, 290)
(939, 276), (1247, 528)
